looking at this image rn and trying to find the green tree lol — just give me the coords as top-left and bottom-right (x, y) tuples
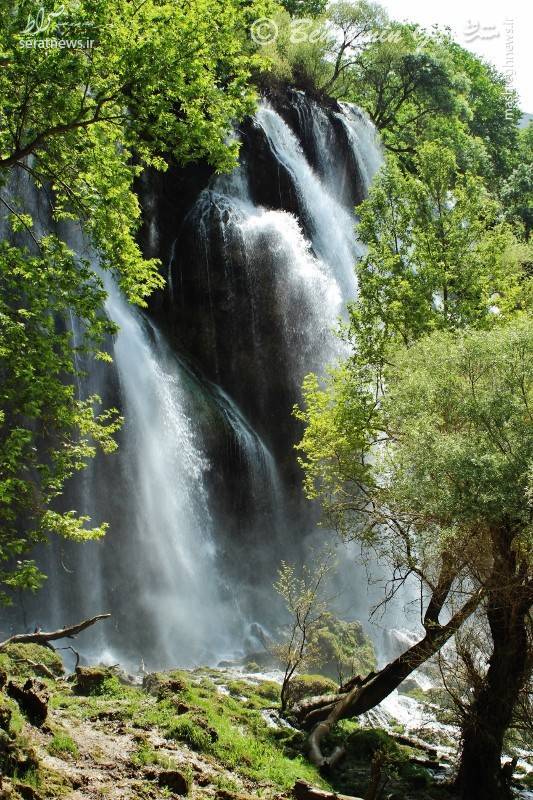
(350, 142), (523, 365)
(0, 0), (268, 601)
(318, 0), (388, 95)
(323, 21), (519, 181)
(280, 0), (327, 17)
(295, 323), (533, 800)
(501, 123), (533, 238)
(273, 556), (332, 711)
(0, 237), (121, 605)
(293, 142), (532, 790)
(345, 24), (459, 144)
(444, 41), (520, 179)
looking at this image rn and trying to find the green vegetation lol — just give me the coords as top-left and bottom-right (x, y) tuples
(149, 672), (320, 788)
(1, 0), (530, 612)
(1, 1), (532, 797)
(313, 614), (376, 681)
(0, 0), (275, 601)
(0, 642), (64, 678)
(47, 732), (79, 758)
(284, 673), (337, 707)
(289, 11), (531, 788)
(0, 644), (448, 800)
(294, 29), (532, 786)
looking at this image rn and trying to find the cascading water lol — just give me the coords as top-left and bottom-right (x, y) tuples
(100, 281), (240, 665)
(4, 91), (395, 666)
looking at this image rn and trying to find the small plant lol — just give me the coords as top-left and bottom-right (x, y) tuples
(273, 552), (334, 711)
(166, 715), (213, 752)
(131, 742), (159, 766)
(48, 732), (79, 758)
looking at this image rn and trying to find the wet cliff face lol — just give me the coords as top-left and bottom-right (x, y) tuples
(141, 88), (372, 481)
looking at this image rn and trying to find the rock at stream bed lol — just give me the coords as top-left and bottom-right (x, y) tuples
(142, 672), (188, 699)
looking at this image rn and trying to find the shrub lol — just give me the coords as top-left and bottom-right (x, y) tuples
(345, 728), (401, 760)
(312, 614), (376, 682)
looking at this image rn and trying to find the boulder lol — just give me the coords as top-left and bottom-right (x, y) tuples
(72, 666), (112, 696)
(142, 671), (187, 700)
(0, 703), (12, 732)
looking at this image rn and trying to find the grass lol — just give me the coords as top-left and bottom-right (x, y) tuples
(151, 673), (326, 789)
(49, 667), (326, 791)
(1, 650), (443, 799)
(0, 643), (64, 679)
(48, 732), (79, 758)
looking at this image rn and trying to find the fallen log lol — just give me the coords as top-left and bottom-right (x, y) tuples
(293, 780), (364, 800)
(0, 613), (111, 651)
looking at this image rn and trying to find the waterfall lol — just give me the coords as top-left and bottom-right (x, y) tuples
(254, 102), (362, 298)
(100, 282), (239, 666)
(3, 92), (391, 665)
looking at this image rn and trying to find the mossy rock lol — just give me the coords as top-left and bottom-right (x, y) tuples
(252, 680), (280, 702)
(157, 767), (192, 795)
(6, 679), (48, 727)
(142, 671), (188, 700)
(398, 762), (431, 789)
(0, 700), (12, 732)
(312, 614), (376, 681)
(0, 645), (64, 680)
(285, 674), (338, 707)
(72, 666), (116, 696)
(0, 728), (39, 780)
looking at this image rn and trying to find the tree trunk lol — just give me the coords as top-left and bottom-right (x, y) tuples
(457, 529), (532, 800)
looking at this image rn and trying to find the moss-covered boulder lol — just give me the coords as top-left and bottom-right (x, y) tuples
(0, 713), (39, 781)
(72, 665), (115, 696)
(142, 671), (188, 700)
(312, 614), (376, 681)
(6, 679), (48, 727)
(285, 674), (338, 708)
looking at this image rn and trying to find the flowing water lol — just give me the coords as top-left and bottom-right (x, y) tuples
(3, 96), (390, 667)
